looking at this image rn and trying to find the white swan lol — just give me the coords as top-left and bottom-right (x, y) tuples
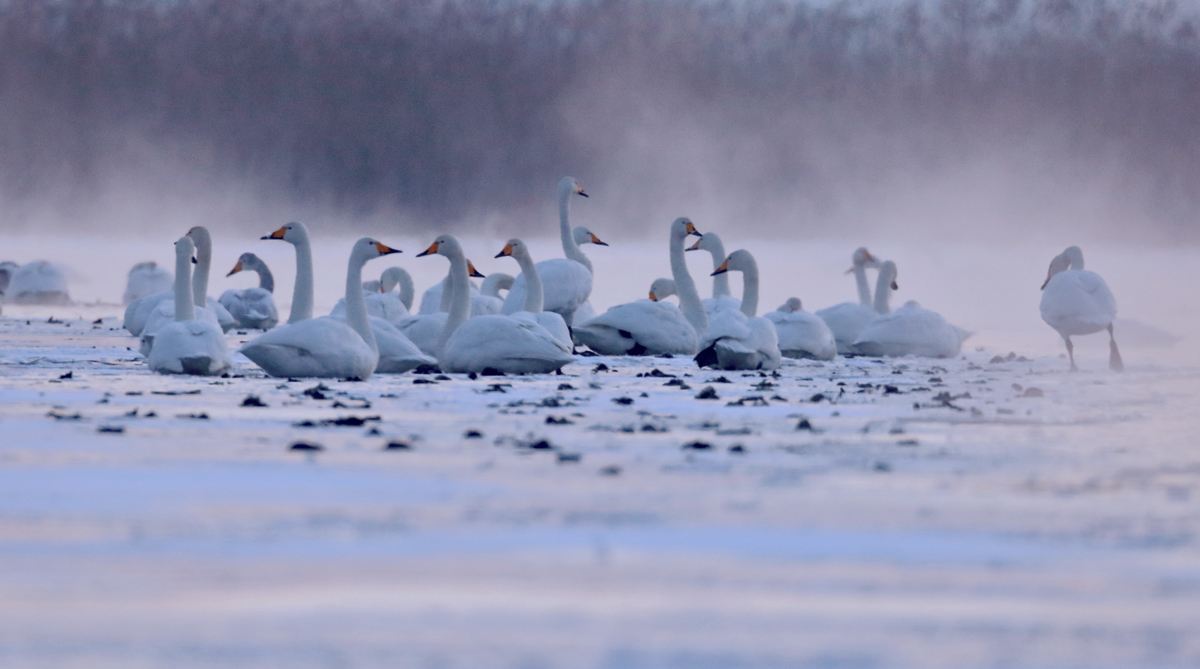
(146, 236), (232, 376)
(330, 268), (410, 323)
(695, 250), (781, 370)
(852, 261), (962, 358)
(815, 247), (883, 354)
(382, 267), (415, 312)
(6, 261), (70, 305)
(417, 262), (485, 315)
(240, 237), (399, 379)
(573, 219), (705, 356)
(220, 253), (279, 330)
(766, 298), (837, 360)
(123, 261), (173, 305)
(125, 227), (235, 335)
(494, 240), (573, 347)
(501, 177), (593, 325)
(1040, 245), (1123, 371)
(419, 235), (575, 374)
(567, 225), (608, 327)
(686, 232), (742, 314)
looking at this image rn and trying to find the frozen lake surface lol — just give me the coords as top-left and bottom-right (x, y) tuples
(1, 237), (1199, 667)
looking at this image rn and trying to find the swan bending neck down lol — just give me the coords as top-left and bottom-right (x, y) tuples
(261, 222), (315, 323)
(419, 235), (574, 374)
(239, 237), (400, 379)
(381, 267), (415, 311)
(1040, 245), (1123, 372)
(694, 249), (781, 370)
(147, 236), (232, 376)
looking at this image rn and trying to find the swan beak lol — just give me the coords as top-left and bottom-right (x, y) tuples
(1040, 276), (1050, 290)
(262, 227), (287, 240)
(576, 184), (588, 197)
(649, 291), (658, 301)
(374, 241), (401, 255)
(468, 262), (486, 278)
(686, 239), (701, 251)
(684, 222), (700, 236)
(712, 259), (729, 276)
(891, 280), (899, 290)
(191, 256), (198, 264)
(226, 261), (243, 277)
(495, 244), (514, 259)
(416, 242), (439, 257)
(589, 233), (607, 246)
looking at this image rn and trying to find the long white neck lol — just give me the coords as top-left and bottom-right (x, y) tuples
(191, 229), (211, 308)
(873, 268), (894, 315)
(738, 256), (759, 318)
(559, 183), (591, 272)
(854, 260), (872, 306)
(289, 231), (314, 323)
(439, 245), (472, 355)
(671, 233), (708, 334)
(174, 242), (195, 322)
(251, 258), (274, 292)
(514, 250), (543, 313)
(439, 271), (455, 312)
(480, 272), (512, 298)
(343, 249), (377, 353)
(395, 270), (414, 310)
(704, 236), (731, 298)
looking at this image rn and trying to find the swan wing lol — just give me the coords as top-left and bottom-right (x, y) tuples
(240, 316), (377, 379)
(853, 303), (962, 358)
(147, 319), (232, 376)
(574, 300), (698, 355)
(440, 314), (575, 374)
(815, 302), (880, 354)
(765, 310), (837, 360)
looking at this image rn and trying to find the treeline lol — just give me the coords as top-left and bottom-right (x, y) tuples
(0, 0), (1198, 238)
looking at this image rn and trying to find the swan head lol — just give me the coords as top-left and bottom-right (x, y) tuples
(572, 226), (607, 246)
(712, 249), (756, 276)
(559, 177), (588, 198)
(649, 278), (677, 302)
(261, 222), (309, 245)
(1063, 246), (1085, 270)
(175, 236), (196, 262)
(779, 297), (803, 312)
(348, 238), (401, 264)
(226, 252), (260, 277)
(670, 217), (701, 240)
(1041, 250), (1074, 290)
(687, 232), (723, 254)
(495, 238), (531, 260)
(846, 247), (880, 273)
(878, 260), (899, 290)
(417, 234), (462, 259)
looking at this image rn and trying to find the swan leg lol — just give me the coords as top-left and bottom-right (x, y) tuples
(1107, 323), (1124, 372)
(1065, 336), (1078, 372)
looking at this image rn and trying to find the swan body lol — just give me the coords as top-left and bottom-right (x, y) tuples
(328, 314), (436, 373)
(123, 261), (173, 305)
(1039, 245), (1123, 371)
(139, 300), (221, 357)
(420, 235), (574, 374)
(417, 264), (483, 315)
(220, 253), (279, 330)
(766, 298), (837, 360)
(853, 299), (963, 358)
(240, 231), (399, 379)
(7, 261), (69, 305)
(501, 177), (594, 326)
(695, 250), (781, 370)
(816, 247), (882, 353)
(146, 236), (232, 376)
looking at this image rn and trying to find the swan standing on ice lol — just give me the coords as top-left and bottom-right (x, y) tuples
(766, 298), (837, 360)
(419, 235), (574, 374)
(686, 232), (742, 314)
(220, 253), (279, 330)
(852, 261), (962, 358)
(146, 236), (232, 376)
(240, 237), (401, 379)
(816, 247), (882, 354)
(502, 177), (594, 326)
(573, 218), (705, 356)
(1040, 245), (1123, 372)
(123, 262), (173, 305)
(695, 250), (782, 371)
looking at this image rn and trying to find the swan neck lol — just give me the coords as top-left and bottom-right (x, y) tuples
(439, 273), (453, 312)
(175, 244), (195, 322)
(559, 190), (591, 272)
(671, 233), (708, 334)
(706, 238), (731, 298)
(344, 251), (377, 353)
(289, 234), (314, 323)
(854, 262), (872, 306)
(873, 271), (893, 314)
(254, 259), (275, 293)
(192, 238), (211, 308)
(516, 252), (543, 313)
(739, 260), (759, 318)
(439, 251), (472, 355)
(396, 270), (414, 311)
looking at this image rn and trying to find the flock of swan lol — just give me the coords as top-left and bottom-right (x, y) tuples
(4, 177), (1123, 377)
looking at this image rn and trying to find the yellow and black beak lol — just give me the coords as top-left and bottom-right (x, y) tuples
(712, 259), (729, 276)
(685, 221), (700, 236)
(262, 226), (287, 241)
(891, 280), (899, 290)
(577, 184), (589, 198)
(416, 241), (439, 257)
(495, 244), (514, 259)
(589, 233), (607, 246)
(649, 290), (658, 301)
(226, 261), (243, 277)
(686, 239), (702, 251)
(467, 262), (486, 278)
(374, 241), (401, 256)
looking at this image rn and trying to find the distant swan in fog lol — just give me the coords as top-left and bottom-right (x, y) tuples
(220, 253), (279, 330)
(1039, 245), (1122, 372)
(816, 247), (881, 354)
(851, 261), (962, 358)
(146, 236), (231, 377)
(766, 297), (836, 361)
(123, 261), (173, 305)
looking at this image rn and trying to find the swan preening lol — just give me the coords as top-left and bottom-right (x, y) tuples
(1040, 245), (1123, 372)
(146, 236), (232, 376)
(220, 253), (279, 330)
(694, 249), (781, 371)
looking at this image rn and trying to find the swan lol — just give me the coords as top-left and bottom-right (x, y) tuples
(382, 267), (415, 312)
(481, 272), (514, 299)
(851, 261), (962, 358)
(501, 177), (593, 325)
(419, 235), (575, 374)
(417, 263), (485, 315)
(695, 250), (782, 370)
(397, 261), (489, 356)
(146, 236), (232, 376)
(125, 227), (236, 335)
(220, 253), (280, 330)
(573, 219), (705, 356)
(495, 240), (573, 347)
(686, 232), (742, 314)
(568, 225), (608, 326)
(330, 267), (410, 323)
(1040, 245), (1123, 372)
(123, 261), (173, 305)
(765, 298), (837, 360)
(6, 261), (70, 305)
(816, 247), (883, 354)
(239, 237), (399, 379)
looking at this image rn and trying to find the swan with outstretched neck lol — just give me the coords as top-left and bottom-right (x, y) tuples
(418, 235), (574, 373)
(573, 218), (705, 356)
(146, 236), (232, 376)
(125, 226), (235, 335)
(220, 253), (279, 330)
(694, 249), (781, 370)
(239, 235), (401, 379)
(815, 247), (882, 354)
(1040, 245), (1123, 372)
(686, 232), (742, 314)
(501, 177), (594, 326)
